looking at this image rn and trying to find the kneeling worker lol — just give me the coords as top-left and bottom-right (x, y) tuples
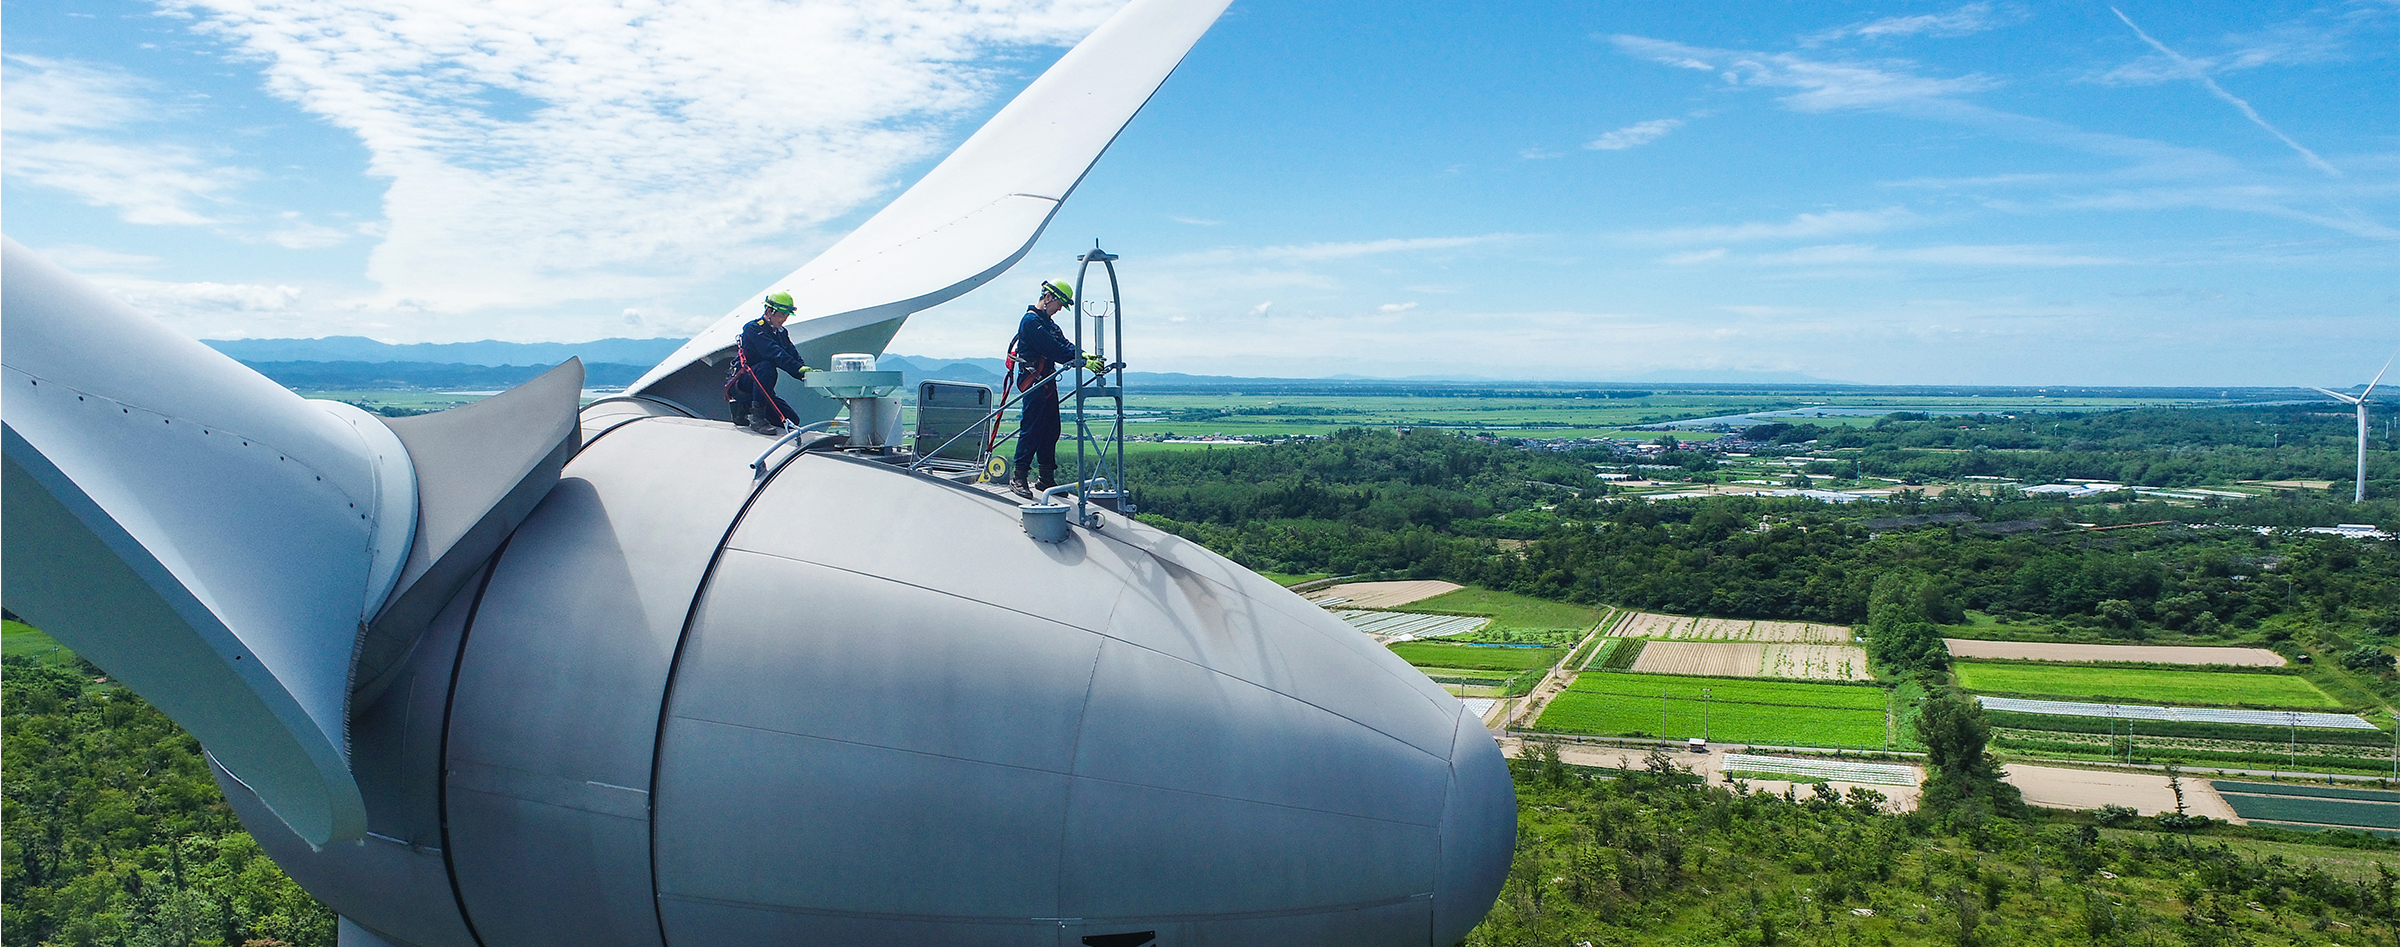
(726, 291), (812, 435)
(1010, 279), (1106, 498)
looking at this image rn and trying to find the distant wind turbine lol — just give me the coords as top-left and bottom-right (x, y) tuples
(2313, 350), (2398, 503)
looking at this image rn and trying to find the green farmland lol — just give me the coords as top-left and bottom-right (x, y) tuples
(1563, 671), (1889, 710)
(1387, 641), (1563, 672)
(1535, 689), (1889, 748)
(2214, 783), (2400, 833)
(1403, 588), (1604, 638)
(1533, 671), (1893, 747)
(1953, 662), (2341, 709)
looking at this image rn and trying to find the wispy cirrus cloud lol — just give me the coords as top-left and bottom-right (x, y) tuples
(1801, 3), (2014, 46)
(1163, 233), (1517, 265)
(1626, 207), (1922, 245)
(1611, 36), (2002, 113)
(1, 55), (252, 226)
(1586, 118), (1683, 151)
(156, 0), (1129, 313)
(1751, 243), (2127, 268)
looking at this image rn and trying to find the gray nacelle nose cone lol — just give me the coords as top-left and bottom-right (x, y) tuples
(653, 455), (1514, 945)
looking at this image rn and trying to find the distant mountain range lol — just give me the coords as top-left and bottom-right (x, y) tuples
(203, 336), (688, 367)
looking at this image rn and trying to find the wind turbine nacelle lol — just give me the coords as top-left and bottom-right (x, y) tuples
(223, 404), (1514, 947)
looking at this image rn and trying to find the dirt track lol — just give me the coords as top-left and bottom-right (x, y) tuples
(1943, 639), (2285, 667)
(1304, 580), (1462, 609)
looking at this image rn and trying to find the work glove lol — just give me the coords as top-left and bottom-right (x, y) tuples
(1084, 355), (1107, 373)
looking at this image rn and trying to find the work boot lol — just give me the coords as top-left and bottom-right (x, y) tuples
(749, 420), (783, 436)
(1035, 470), (1057, 492)
(1009, 477), (1034, 500)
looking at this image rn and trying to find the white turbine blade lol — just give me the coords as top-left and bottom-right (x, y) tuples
(1, 238), (417, 846)
(627, 0), (1234, 402)
(2312, 386), (2362, 405)
(2362, 349), (2397, 400)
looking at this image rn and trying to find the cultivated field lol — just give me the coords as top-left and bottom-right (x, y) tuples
(1387, 641), (1563, 673)
(1953, 663), (2341, 708)
(1304, 580), (1462, 609)
(1943, 639), (2285, 667)
(1610, 611), (1850, 643)
(1563, 671), (1888, 708)
(1628, 641), (1874, 682)
(2214, 782), (2400, 836)
(1538, 670), (1894, 745)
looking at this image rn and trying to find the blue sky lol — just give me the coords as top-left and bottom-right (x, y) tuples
(5, 1), (2395, 385)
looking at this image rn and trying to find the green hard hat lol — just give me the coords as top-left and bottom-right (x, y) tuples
(1040, 280), (1074, 307)
(763, 291), (796, 314)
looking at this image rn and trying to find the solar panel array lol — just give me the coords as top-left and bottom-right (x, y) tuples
(1719, 754), (1918, 786)
(1329, 609), (1490, 640)
(1977, 696), (2378, 731)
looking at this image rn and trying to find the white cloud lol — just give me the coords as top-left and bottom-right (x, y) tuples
(1629, 207), (1921, 245)
(1164, 233), (1515, 265)
(1586, 118), (1684, 151)
(1, 55), (253, 225)
(1171, 215), (1224, 226)
(1247, 301), (1273, 317)
(1751, 243), (2127, 267)
(1660, 248), (1727, 265)
(33, 245), (166, 271)
(160, 0), (1129, 311)
(92, 276), (305, 314)
(1612, 36), (2000, 113)
(1378, 302), (1417, 313)
(1802, 4), (2009, 45)
(1519, 146), (1563, 160)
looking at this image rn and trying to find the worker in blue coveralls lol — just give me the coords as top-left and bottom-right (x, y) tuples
(1009, 280), (1105, 498)
(725, 291), (813, 435)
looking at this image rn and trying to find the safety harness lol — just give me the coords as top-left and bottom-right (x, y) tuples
(725, 325), (795, 428)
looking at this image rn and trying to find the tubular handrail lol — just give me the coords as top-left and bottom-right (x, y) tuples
(903, 364), (1108, 474)
(750, 420), (841, 481)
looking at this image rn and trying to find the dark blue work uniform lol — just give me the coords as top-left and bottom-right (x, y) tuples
(725, 316), (809, 426)
(1011, 305), (1078, 484)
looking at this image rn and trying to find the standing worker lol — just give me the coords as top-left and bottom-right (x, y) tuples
(726, 291), (813, 435)
(1009, 280), (1105, 498)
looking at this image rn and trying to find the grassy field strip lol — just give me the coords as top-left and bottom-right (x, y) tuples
(1405, 587), (1604, 633)
(1388, 641), (1564, 672)
(1719, 754), (1918, 786)
(1955, 663), (2341, 709)
(1941, 639), (2285, 666)
(1976, 696), (2376, 730)
(1533, 692), (1888, 747)
(1332, 610), (1488, 639)
(1568, 671), (1889, 710)
(2244, 821), (2400, 839)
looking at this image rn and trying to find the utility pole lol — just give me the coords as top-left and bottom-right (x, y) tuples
(1703, 687), (1712, 743)
(1661, 692), (1670, 743)
(2290, 712), (2300, 774)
